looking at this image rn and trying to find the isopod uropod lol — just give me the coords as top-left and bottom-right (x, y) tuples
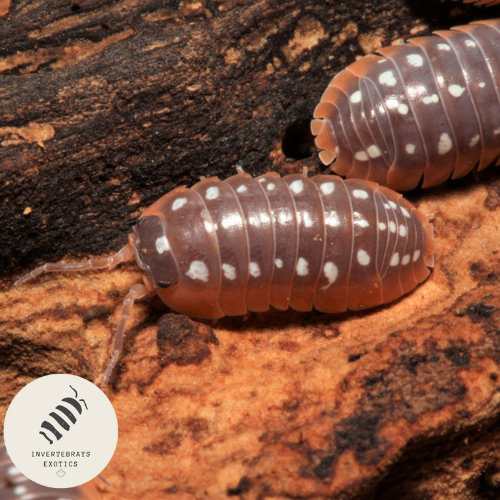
(312, 18), (500, 191)
(14, 171), (435, 385)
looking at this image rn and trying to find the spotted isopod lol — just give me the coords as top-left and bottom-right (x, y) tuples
(312, 18), (500, 191)
(14, 170), (435, 385)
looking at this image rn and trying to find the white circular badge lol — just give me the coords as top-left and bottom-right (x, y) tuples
(4, 374), (118, 488)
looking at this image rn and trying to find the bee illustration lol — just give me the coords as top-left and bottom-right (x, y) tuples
(39, 386), (88, 445)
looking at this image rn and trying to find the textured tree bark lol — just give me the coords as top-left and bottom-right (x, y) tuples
(2, 0), (500, 499)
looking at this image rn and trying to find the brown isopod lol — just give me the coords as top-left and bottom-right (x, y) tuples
(14, 169), (435, 385)
(312, 18), (500, 191)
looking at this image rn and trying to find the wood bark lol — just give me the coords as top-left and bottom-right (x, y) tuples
(2, 0), (500, 499)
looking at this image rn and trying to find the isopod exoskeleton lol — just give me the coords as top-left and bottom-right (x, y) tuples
(14, 172), (435, 384)
(312, 19), (500, 191)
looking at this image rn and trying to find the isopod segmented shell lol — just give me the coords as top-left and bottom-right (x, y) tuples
(141, 173), (435, 318)
(312, 18), (500, 191)
(15, 172), (435, 384)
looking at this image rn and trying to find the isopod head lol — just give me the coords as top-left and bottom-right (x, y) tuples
(131, 215), (180, 290)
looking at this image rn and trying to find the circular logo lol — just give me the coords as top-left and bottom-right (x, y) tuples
(4, 374), (118, 488)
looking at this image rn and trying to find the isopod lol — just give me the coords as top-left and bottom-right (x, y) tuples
(0, 439), (98, 500)
(14, 171), (435, 385)
(312, 18), (500, 191)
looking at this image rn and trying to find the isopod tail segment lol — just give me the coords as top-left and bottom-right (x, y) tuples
(312, 18), (500, 191)
(14, 173), (435, 387)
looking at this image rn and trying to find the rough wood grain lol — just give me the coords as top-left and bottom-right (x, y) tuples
(2, 0), (500, 499)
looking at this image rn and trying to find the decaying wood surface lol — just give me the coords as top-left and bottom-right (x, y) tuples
(2, 0), (500, 499)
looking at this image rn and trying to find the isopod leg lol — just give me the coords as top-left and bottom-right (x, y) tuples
(14, 243), (135, 286)
(100, 283), (150, 387)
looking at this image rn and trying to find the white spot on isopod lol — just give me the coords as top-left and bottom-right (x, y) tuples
(13, 486), (27, 495)
(399, 224), (407, 237)
(155, 236), (170, 254)
(379, 70), (397, 86)
(367, 145), (382, 158)
(303, 212), (313, 228)
(389, 221), (396, 233)
(267, 183), (275, 191)
(389, 201), (397, 209)
(407, 54), (423, 67)
(353, 189), (369, 199)
(438, 43), (451, 51)
(222, 263), (236, 280)
(378, 58), (387, 63)
(413, 250), (421, 262)
(379, 222), (387, 230)
(354, 151), (369, 161)
(402, 254), (411, 265)
(172, 198), (187, 211)
(465, 39), (476, 48)
(249, 262), (261, 277)
(438, 133), (452, 155)
(350, 90), (362, 103)
(278, 212), (292, 225)
(469, 135), (480, 147)
(258, 178), (266, 182)
(236, 185), (247, 193)
(494, 128), (500, 135)
(385, 98), (399, 110)
(275, 258), (283, 269)
(186, 261), (209, 282)
(296, 257), (309, 276)
(357, 249), (370, 266)
(401, 206), (411, 218)
(355, 219), (369, 228)
(205, 186), (219, 200)
(479, 82), (486, 88)
(423, 94), (439, 104)
(398, 103), (409, 115)
(406, 143), (416, 154)
(323, 262), (339, 286)
(8, 467), (20, 476)
(390, 253), (400, 266)
(448, 84), (465, 97)
(384, 203), (390, 209)
(326, 211), (340, 227)
(289, 179), (304, 194)
(321, 182), (335, 195)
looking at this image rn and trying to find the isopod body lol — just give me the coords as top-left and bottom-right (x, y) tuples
(15, 172), (435, 384)
(312, 19), (500, 191)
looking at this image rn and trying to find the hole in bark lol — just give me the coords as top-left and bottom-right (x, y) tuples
(282, 119), (315, 160)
